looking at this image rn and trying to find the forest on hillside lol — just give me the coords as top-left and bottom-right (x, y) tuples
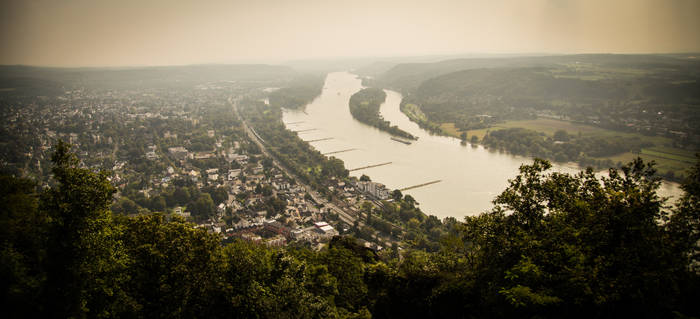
(366, 54), (700, 180)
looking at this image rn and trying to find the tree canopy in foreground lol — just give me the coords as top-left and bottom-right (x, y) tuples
(1, 142), (698, 318)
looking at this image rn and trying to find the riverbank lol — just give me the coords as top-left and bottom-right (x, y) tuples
(283, 72), (682, 219)
(397, 102), (694, 182)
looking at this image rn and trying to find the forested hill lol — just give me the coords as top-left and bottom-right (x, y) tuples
(410, 66), (700, 124)
(372, 54), (700, 92)
(365, 54), (700, 180)
(349, 88), (417, 140)
(2, 142), (699, 318)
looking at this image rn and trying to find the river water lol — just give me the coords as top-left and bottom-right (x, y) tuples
(282, 72), (681, 220)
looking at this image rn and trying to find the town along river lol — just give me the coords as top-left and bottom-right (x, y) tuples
(282, 72), (681, 219)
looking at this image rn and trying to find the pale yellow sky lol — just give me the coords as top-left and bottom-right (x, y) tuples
(1, 0), (699, 67)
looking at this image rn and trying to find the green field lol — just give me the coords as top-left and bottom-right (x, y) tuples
(449, 118), (697, 178)
(440, 123), (462, 137)
(600, 151), (692, 178)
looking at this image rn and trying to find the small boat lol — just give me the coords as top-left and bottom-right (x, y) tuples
(391, 137), (412, 145)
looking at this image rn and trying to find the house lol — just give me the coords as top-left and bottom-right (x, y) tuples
(355, 181), (390, 199)
(168, 147), (188, 160)
(240, 233), (262, 243)
(228, 169), (241, 180)
(174, 206), (190, 218)
(265, 235), (286, 247)
(314, 221), (338, 239)
(194, 152), (215, 160)
(264, 220), (290, 238)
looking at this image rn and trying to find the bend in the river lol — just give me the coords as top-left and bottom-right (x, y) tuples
(282, 72), (681, 219)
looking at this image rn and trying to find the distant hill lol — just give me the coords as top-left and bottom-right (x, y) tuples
(374, 54), (700, 92)
(369, 54), (700, 180)
(0, 64), (298, 93)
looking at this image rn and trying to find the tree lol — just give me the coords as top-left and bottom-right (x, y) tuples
(40, 140), (129, 318)
(149, 195), (166, 212)
(668, 154), (700, 272)
(261, 156), (273, 169)
(187, 193), (215, 221)
(324, 237), (371, 311)
(553, 129), (569, 141)
(461, 158), (696, 317)
(0, 175), (44, 318)
(173, 187), (191, 206)
(112, 197), (140, 215)
(118, 214), (221, 318)
(206, 186), (228, 205)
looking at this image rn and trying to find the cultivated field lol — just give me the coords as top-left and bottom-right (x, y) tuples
(454, 118), (697, 177)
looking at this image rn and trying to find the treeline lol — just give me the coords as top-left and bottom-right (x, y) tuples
(267, 74), (326, 109)
(481, 128), (654, 169)
(3, 144), (699, 318)
(349, 88), (416, 140)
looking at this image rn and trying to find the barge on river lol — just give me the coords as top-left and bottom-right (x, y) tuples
(390, 137), (412, 145)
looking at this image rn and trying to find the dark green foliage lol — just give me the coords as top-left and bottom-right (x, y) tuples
(481, 127), (651, 167)
(186, 193), (215, 221)
(460, 158), (697, 317)
(668, 154), (700, 272)
(40, 141), (128, 318)
(111, 197), (140, 215)
(349, 88), (416, 140)
(3, 142), (699, 318)
(118, 213), (221, 317)
(188, 134), (215, 152)
(0, 175), (44, 318)
(202, 185), (228, 206)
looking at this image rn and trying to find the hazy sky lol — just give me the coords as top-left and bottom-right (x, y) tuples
(1, 0), (699, 67)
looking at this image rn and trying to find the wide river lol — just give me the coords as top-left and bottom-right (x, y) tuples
(282, 72), (681, 219)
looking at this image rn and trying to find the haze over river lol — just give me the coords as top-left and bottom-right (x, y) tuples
(282, 72), (681, 219)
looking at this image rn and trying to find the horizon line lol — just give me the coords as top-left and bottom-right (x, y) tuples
(2, 51), (698, 69)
